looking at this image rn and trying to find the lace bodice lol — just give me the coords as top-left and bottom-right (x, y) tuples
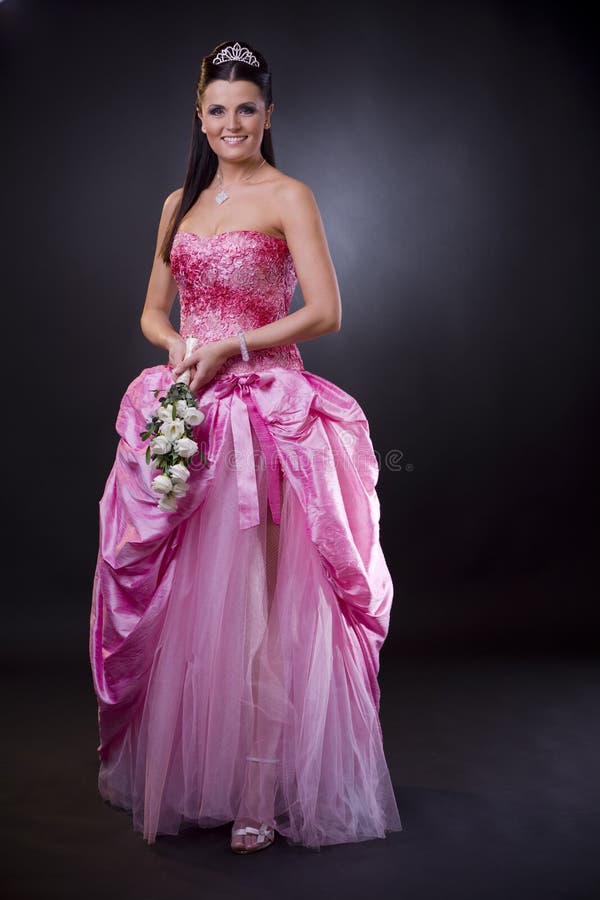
(170, 229), (305, 376)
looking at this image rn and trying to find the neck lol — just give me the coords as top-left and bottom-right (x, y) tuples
(217, 153), (265, 183)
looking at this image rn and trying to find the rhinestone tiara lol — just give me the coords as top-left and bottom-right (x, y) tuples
(212, 42), (260, 67)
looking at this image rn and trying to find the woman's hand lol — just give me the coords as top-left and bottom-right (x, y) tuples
(166, 334), (187, 368)
(173, 341), (229, 392)
(166, 334), (198, 384)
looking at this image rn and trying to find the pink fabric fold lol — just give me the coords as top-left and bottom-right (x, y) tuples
(90, 360), (401, 848)
(212, 371), (282, 528)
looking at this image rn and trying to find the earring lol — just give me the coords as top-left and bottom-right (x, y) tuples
(264, 123), (271, 129)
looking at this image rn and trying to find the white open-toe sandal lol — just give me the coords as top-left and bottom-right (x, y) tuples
(231, 821), (276, 854)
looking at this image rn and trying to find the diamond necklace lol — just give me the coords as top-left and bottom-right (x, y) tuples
(214, 157), (267, 205)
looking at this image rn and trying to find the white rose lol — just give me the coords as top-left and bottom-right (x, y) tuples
(169, 462), (190, 483)
(159, 418), (185, 442)
(158, 492), (178, 511)
(184, 406), (205, 426)
(175, 400), (188, 418)
(157, 403), (174, 422)
(174, 436), (199, 459)
(151, 474), (173, 494)
(150, 435), (172, 455)
(171, 480), (189, 498)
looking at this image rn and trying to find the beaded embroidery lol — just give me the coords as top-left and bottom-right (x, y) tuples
(170, 230), (305, 377)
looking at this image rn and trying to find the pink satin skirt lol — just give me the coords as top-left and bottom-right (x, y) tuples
(90, 364), (402, 849)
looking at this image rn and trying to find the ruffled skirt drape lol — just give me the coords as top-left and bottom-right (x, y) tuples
(90, 364), (402, 849)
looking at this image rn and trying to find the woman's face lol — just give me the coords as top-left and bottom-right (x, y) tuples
(199, 79), (273, 162)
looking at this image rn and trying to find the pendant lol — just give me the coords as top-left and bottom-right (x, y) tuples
(215, 189), (229, 205)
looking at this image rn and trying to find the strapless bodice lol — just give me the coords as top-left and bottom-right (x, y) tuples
(170, 229), (305, 376)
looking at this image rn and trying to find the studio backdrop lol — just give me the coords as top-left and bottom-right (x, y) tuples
(1, 0), (597, 659)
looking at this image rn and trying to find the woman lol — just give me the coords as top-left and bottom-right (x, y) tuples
(90, 39), (402, 854)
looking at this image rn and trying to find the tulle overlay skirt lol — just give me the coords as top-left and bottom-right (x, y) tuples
(90, 363), (402, 849)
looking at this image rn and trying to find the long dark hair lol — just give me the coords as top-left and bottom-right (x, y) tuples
(159, 40), (275, 265)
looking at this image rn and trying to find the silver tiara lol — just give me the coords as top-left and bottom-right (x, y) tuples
(212, 42), (260, 67)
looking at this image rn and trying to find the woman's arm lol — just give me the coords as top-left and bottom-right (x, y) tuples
(140, 188), (185, 359)
(175, 179), (342, 388)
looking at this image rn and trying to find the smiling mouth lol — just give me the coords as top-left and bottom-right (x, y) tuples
(222, 136), (248, 143)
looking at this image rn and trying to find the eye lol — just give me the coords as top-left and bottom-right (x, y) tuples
(239, 104), (257, 115)
(207, 106), (225, 115)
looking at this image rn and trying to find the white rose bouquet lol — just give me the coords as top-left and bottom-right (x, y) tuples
(140, 337), (209, 512)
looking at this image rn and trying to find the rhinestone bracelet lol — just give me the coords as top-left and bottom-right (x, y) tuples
(237, 331), (250, 361)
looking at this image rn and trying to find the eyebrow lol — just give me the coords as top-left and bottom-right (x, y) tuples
(206, 101), (259, 108)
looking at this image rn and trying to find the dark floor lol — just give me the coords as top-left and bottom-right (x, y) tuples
(2, 645), (599, 900)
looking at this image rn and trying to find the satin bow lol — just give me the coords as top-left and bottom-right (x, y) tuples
(213, 372), (282, 530)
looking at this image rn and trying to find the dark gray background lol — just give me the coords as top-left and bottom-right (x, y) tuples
(3, 4), (599, 898)
(2, 0), (598, 657)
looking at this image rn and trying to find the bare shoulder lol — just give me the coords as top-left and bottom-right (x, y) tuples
(272, 171), (316, 207)
(271, 172), (322, 237)
(155, 187), (183, 242)
(151, 187), (184, 260)
(162, 186), (184, 216)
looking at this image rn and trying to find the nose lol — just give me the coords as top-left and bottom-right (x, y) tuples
(224, 109), (241, 131)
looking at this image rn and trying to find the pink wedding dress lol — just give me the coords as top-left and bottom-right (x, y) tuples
(89, 228), (402, 849)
